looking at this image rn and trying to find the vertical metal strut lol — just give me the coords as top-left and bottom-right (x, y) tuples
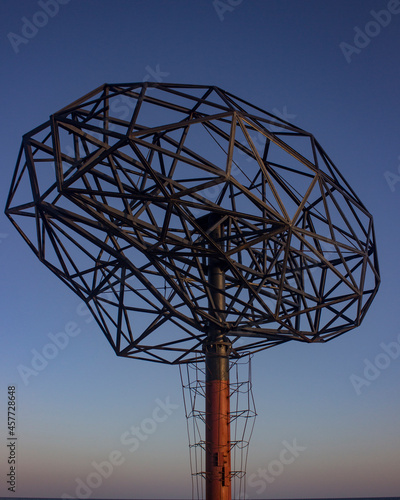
(204, 216), (232, 500)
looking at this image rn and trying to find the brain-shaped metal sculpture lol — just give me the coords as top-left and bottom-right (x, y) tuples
(6, 83), (380, 363)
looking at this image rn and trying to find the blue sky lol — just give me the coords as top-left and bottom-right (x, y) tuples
(1, 0), (400, 499)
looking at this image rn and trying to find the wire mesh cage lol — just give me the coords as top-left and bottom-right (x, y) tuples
(180, 353), (256, 500)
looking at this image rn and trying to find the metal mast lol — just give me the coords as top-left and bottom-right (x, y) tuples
(204, 215), (231, 499)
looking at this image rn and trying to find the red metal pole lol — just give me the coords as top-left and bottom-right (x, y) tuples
(204, 217), (232, 500)
(205, 340), (231, 500)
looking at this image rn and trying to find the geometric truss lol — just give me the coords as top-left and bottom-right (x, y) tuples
(5, 82), (380, 364)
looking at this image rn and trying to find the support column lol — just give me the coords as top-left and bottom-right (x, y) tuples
(205, 339), (231, 500)
(204, 218), (232, 500)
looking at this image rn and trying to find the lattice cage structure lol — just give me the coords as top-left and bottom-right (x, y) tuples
(180, 354), (256, 500)
(5, 83), (380, 364)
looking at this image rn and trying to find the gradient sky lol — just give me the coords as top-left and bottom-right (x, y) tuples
(1, 1), (400, 499)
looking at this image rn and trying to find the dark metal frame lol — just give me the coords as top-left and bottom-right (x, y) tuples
(5, 83), (380, 365)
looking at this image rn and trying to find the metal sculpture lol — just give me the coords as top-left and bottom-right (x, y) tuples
(5, 82), (380, 499)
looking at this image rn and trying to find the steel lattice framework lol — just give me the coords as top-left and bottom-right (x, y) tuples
(5, 82), (380, 364)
